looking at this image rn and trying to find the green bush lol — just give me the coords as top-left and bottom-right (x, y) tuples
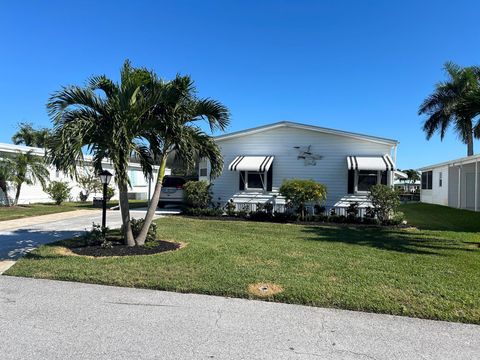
(45, 181), (71, 205)
(121, 218), (157, 243)
(368, 184), (400, 224)
(183, 180), (212, 208)
(279, 179), (327, 220)
(106, 186), (115, 201)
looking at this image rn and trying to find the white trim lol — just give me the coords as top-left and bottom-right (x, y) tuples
(216, 121), (398, 146)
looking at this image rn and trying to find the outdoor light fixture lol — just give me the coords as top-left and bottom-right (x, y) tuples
(98, 170), (113, 229)
(99, 170), (113, 185)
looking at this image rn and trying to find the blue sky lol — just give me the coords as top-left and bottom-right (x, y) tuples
(1, 0), (479, 169)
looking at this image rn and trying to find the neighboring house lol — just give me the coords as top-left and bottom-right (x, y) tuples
(0, 142), (168, 205)
(200, 121), (399, 212)
(419, 154), (480, 210)
(394, 171), (421, 193)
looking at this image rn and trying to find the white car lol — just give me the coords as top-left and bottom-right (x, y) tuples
(158, 176), (187, 208)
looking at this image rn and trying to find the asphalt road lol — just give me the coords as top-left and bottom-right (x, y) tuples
(0, 276), (478, 360)
(0, 209), (161, 260)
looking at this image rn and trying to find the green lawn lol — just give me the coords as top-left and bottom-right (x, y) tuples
(6, 203), (480, 324)
(0, 200), (148, 222)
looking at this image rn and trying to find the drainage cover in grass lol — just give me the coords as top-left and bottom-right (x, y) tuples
(248, 282), (283, 297)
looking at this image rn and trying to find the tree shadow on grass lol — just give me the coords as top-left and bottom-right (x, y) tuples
(302, 225), (479, 255)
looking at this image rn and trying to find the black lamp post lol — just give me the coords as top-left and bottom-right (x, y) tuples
(99, 170), (113, 229)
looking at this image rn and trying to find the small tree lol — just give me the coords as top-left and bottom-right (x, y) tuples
(183, 180), (212, 208)
(279, 179), (327, 220)
(77, 171), (102, 201)
(45, 181), (71, 205)
(368, 184), (400, 224)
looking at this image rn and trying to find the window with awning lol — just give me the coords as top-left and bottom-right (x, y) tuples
(347, 155), (395, 171)
(229, 156), (274, 191)
(347, 155), (395, 194)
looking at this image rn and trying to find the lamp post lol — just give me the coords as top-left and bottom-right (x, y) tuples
(99, 170), (113, 229)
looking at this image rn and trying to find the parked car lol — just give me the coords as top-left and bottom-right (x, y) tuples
(158, 176), (188, 208)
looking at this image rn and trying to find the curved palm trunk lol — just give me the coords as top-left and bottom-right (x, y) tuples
(14, 183), (22, 205)
(135, 155), (167, 246)
(118, 182), (135, 246)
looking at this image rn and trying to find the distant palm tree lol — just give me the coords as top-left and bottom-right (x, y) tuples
(0, 159), (14, 206)
(404, 169), (420, 184)
(47, 60), (156, 245)
(8, 151), (49, 205)
(419, 62), (480, 156)
(12, 122), (51, 148)
(134, 74), (229, 245)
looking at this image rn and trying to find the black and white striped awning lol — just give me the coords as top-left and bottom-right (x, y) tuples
(347, 155), (395, 171)
(228, 155), (274, 172)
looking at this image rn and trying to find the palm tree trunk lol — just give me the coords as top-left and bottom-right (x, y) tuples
(14, 183), (22, 205)
(135, 155), (167, 246)
(118, 181), (135, 246)
(467, 132), (474, 156)
(0, 181), (10, 207)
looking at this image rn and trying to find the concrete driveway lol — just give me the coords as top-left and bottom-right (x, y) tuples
(0, 209), (163, 260)
(0, 276), (478, 360)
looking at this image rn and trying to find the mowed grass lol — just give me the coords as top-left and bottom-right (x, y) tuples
(7, 203), (480, 324)
(0, 200), (148, 222)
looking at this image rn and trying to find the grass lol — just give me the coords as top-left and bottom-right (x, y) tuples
(6, 203), (480, 324)
(0, 200), (148, 222)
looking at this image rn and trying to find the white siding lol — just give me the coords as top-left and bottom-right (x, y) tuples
(420, 165), (449, 206)
(210, 127), (394, 207)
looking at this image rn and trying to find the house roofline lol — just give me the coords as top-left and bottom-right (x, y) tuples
(0, 142), (150, 169)
(418, 153), (480, 171)
(214, 121), (399, 146)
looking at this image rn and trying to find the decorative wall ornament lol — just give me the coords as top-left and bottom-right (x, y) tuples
(294, 145), (323, 166)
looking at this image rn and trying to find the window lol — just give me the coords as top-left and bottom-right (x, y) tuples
(357, 170), (379, 192)
(421, 171), (432, 190)
(439, 172), (442, 187)
(246, 172), (265, 190)
(199, 168), (208, 177)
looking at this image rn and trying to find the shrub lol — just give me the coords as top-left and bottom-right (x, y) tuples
(368, 184), (400, 224)
(384, 211), (406, 226)
(45, 181), (71, 205)
(121, 218), (157, 243)
(224, 199), (236, 216)
(272, 212), (299, 223)
(248, 211), (274, 222)
(85, 222), (109, 246)
(279, 179), (327, 220)
(183, 181), (212, 208)
(346, 202), (359, 222)
(183, 207), (223, 217)
(106, 186), (115, 201)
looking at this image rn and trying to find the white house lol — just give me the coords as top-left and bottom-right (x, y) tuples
(200, 121), (399, 212)
(0, 142), (168, 205)
(419, 154), (480, 210)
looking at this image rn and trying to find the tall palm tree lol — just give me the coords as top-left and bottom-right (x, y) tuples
(419, 62), (480, 156)
(47, 60), (156, 246)
(134, 74), (229, 245)
(8, 151), (49, 205)
(12, 123), (51, 148)
(0, 159), (14, 206)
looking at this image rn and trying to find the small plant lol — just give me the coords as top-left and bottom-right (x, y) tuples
(346, 202), (360, 222)
(279, 179), (327, 221)
(45, 181), (71, 205)
(85, 222), (109, 246)
(368, 184), (401, 224)
(122, 218), (157, 243)
(106, 186), (115, 201)
(183, 180), (212, 208)
(224, 199), (236, 216)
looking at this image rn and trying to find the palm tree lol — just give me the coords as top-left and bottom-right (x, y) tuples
(47, 60), (156, 246)
(404, 169), (420, 184)
(134, 74), (229, 245)
(8, 151), (49, 205)
(12, 123), (51, 148)
(419, 62), (480, 156)
(0, 159), (14, 206)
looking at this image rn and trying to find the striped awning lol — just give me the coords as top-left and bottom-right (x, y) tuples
(347, 155), (395, 171)
(229, 155), (274, 172)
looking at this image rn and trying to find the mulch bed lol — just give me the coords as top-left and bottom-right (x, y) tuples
(70, 240), (181, 257)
